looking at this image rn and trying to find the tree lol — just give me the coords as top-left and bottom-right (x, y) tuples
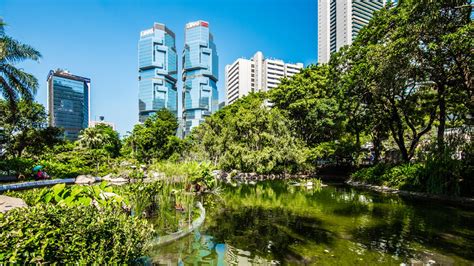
(392, 0), (473, 151)
(94, 124), (121, 157)
(123, 109), (181, 162)
(0, 99), (63, 158)
(0, 20), (41, 112)
(77, 127), (109, 150)
(268, 65), (345, 148)
(329, 1), (472, 163)
(77, 124), (121, 157)
(188, 93), (309, 174)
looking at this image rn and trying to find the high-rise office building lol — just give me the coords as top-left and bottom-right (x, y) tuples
(225, 51), (303, 105)
(182, 20), (218, 134)
(138, 23), (178, 122)
(318, 0), (387, 63)
(47, 69), (90, 141)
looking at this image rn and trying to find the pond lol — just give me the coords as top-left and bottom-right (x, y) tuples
(149, 181), (474, 265)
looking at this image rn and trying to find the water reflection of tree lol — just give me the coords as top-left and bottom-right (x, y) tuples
(153, 181), (474, 264)
(349, 200), (474, 262)
(200, 183), (336, 263)
(205, 206), (334, 264)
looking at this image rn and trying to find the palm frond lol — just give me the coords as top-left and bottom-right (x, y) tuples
(0, 36), (41, 63)
(0, 75), (18, 111)
(0, 18), (5, 36)
(2, 64), (38, 100)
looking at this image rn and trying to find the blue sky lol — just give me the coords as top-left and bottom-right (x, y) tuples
(1, 0), (317, 135)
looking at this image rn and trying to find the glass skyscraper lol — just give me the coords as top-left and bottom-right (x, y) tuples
(47, 69), (90, 141)
(138, 23), (178, 122)
(182, 20), (218, 135)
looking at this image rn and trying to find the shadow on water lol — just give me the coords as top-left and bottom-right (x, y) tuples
(206, 206), (334, 263)
(149, 181), (474, 265)
(349, 202), (474, 261)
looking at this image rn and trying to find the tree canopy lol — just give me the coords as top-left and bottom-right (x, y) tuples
(122, 109), (182, 163)
(0, 99), (62, 158)
(187, 93), (309, 174)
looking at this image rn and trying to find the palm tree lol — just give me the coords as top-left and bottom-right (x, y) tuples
(0, 19), (41, 110)
(77, 127), (110, 149)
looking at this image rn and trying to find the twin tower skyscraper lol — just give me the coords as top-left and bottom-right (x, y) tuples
(138, 21), (218, 135)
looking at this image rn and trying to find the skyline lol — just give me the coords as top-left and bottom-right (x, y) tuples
(1, 0), (317, 135)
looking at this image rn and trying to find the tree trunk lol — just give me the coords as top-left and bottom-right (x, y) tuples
(373, 132), (382, 164)
(437, 83), (446, 153)
(389, 104), (410, 163)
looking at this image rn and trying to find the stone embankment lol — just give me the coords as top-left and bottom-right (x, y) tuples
(347, 180), (474, 208)
(212, 170), (316, 182)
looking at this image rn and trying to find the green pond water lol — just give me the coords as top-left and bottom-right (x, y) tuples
(149, 181), (474, 265)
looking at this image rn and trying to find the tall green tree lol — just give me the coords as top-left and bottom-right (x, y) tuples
(123, 109), (181, 162)
(0, 99), (62, 158)
(393, 0), (473, 150)
(77, 126), (109, 150)
(94, 124), (121, 157)
(330, 1), (472, 162)
(0, 20), (41, 111)
(188, 93), (309, 174)
(268, 65), (345, 147)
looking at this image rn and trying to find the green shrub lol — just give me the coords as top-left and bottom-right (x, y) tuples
(188, 162), (216, 190)
(420, 154), (462, 196)
(351, 159), (470, 196)
(0, 157), (35, 177)
(351, 164), (389, 185)
(351, 163), (423, 190)
(383, 163), (423, 191)
(0, 205), (153, 264)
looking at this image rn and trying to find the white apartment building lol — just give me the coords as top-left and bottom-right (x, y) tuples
(225, 51), (304, 105)
(318, 0), (387, 63)
(89, 116), (116, 130)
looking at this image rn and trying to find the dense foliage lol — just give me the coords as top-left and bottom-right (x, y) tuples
(0, 204), (152, 264)
(330, 0), (473, 163)
(0, 177), (208, 263)
(0, 99), (62, 159)
(269, 65), (344, 148)
(78, 124), (121, 158)
(183, 1), (472, 195)
(186, 93), (309, 174)
(0, 182), (156, 264)
(122, 109), (183, 163)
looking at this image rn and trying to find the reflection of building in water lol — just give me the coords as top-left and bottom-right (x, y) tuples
(151, 231), (275, 265)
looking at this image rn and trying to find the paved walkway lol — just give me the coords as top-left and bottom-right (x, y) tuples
(0, 195), (27, 213)
(0, 178), (101, 193)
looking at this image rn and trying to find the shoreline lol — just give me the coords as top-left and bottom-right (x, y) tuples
(346, 180), (474, 208)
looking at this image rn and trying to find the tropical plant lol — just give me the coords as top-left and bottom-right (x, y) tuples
(77, 126), (109, 150)
(0, 21), (41, 110)
(35, 182), (125, 207)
